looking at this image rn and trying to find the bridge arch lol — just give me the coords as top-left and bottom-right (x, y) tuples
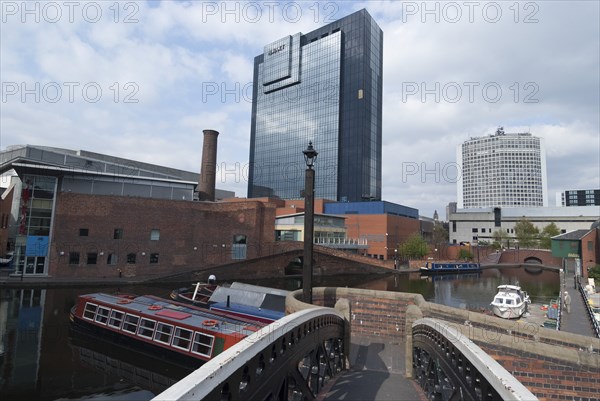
(154, 287), (600, 401)
(412, 318), (535, 400)
(289, 287), (600, 400)
(523, 256), (543, 264)
(153, 307), (347, 401)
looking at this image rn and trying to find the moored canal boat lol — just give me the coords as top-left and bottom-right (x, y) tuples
(490, 285), (531, 319)
(70, 293), (265, 363)
(419, 261), (481, 275)
(171, 282), (289, 323)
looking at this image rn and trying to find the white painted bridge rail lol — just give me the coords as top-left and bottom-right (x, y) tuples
(414, 318), (538, 401)
(153, 307), (343, 401)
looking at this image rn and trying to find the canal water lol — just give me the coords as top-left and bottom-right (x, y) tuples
(0, 267), (559, 400)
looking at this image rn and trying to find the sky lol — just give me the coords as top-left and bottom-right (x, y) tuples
(1, 0), (599, 219)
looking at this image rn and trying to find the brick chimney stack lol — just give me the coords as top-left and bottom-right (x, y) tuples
(198, 129), (219, 201)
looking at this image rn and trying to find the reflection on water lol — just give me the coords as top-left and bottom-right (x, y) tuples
(54, 388), (156, 401)
(247, 266), (561, 312)
(0, 267), (559, 400)
(68, 328), (194, 396)
(0, 286), (179, 401)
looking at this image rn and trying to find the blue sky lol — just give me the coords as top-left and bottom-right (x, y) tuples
(1, 1), (599, 218)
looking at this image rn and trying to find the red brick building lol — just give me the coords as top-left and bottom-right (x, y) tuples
(0, 145), (424, 280)
(50, 193), (277, 278)
(237, 198), (423, 261)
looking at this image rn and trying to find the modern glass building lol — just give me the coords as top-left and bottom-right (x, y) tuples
(248, 9), (383, 202)
(559, 189), (600, 206)
(457, 128), (548, 208)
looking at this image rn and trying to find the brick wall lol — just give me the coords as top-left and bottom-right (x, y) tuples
(157, 244), (394, 283)
(314, 292), (415, 340)
(581, 228), (599, 279)
(343, 214), (421, 259)
(499, 249), (562, 266)
(481, 344), (600, 400)
(49, 193), (276, 278)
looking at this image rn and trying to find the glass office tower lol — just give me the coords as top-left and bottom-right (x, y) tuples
(248, 9), (383, 201)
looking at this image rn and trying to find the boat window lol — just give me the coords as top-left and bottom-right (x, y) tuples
(154, 322), (174, 344)
(95, 307), (110, 325)
(506, 299), (513, 305)
(108, 310), (124, 329)
(172, 327), (193, 351)
(494, 298), (503, 304)
(192, 332), (214, 357)
(83, 303), (98, 320)
(122, 314), (140, 334)
(138, 318), (157, 339)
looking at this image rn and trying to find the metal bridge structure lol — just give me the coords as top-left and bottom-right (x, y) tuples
(412, 318), (535, 401)
(153, 307), (347, 401)
(153, 305), (538, 401)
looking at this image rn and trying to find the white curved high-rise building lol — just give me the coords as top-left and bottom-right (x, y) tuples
(457, 128), (548, 208)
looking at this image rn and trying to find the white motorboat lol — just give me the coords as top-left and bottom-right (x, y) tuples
(490, 285), (531, 319)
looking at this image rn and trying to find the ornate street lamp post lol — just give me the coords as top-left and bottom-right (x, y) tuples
(302, 141), (318, 304)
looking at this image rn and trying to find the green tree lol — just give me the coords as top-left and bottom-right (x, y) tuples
(432, 223), (448, 247)
(492, 229), (509, 249)
(589, 264), (600, 281)
(431, 222), (449, 258)
(399, 233), (428, 259)
(458, 248), (473, 260)
(514, 219), (540, 248)
(539, 222), (561, 249)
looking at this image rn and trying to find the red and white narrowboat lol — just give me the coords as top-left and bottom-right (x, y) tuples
(70, 293), (265, 363)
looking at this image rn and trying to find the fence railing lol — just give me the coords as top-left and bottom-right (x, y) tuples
(153, 307), (347, 401)
(577, 277), (600, 338)
(412, 318), (537, 401)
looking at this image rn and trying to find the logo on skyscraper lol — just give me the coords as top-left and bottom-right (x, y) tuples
(262, 34), (301, 92)
(267, 44), (286, 56)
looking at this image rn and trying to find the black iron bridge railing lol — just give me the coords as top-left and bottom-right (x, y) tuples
(412, 318), (536, 401)
(153, 308), (346, 401)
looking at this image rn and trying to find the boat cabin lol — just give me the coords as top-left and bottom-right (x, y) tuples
(71, 293), (264, 362)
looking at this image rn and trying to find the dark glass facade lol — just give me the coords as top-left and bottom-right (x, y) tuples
(248, 9), (383, 201)
(564, 189), (600, 206)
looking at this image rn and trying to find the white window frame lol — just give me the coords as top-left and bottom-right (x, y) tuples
(94, 306), (111, 325)
(191, 331), (215, 358)
(108, 310), (124, 329)
(154, 322), (174, 345)
(122, 314), (140, 334)
(172, 327), (193, 351)
(137, 317), (157, 339)
(83, 303), (98, 321)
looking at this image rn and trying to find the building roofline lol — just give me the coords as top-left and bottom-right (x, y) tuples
(276, 212), (346, 220)
(8, 162), (199, 185)
(551, 229), (593, 240)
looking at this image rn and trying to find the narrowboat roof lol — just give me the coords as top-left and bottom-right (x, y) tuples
(79, 293), (263, 336)
(211, 302), (285, 321)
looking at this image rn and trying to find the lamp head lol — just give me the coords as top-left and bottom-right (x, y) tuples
(303, 141), (318, 168)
